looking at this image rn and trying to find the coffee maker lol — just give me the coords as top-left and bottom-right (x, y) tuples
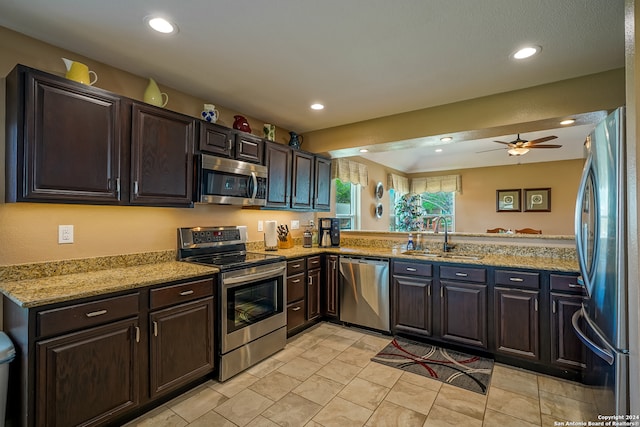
(318, 217), (340, 247)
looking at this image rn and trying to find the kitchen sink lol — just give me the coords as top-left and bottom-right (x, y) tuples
(401, 250), (483, 260)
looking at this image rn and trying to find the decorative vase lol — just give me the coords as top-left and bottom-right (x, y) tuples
(62, 58), (98, 86)
(233, 115), (251, 132)
(201, 104), (219, 123)
(144, 78), (168, 107)
(263, 123), (275, 141)
(288, 131), (303, 149)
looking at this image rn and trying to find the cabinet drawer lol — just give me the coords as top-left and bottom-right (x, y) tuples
(287, 258), (306, 276)
(287, 301), (305, 331)
(550, 274), (585, 294)
(307, 256), (322, 270)
(495, 270), (540, 289)
(287, 273), (305, 303)
(150, 279), (214, 310)
(440, 265), (486, 283)
(393, 261), (432, 277)
(37, 293), (140, 338)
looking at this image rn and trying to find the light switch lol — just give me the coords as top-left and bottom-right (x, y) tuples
(257, 220), (264, 232)
(291, 220), (300, 230)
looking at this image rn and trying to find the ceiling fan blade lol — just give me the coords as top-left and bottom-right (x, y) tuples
(528, 144), (563, 148)
(526, 135), (558, 145)
(493, 140), (514, 146)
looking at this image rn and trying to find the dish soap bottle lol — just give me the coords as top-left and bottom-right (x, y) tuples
(407, 233), (415, 251)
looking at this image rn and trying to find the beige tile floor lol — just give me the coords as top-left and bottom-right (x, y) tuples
(125, 322), (599, 427)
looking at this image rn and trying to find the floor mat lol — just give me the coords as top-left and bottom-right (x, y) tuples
(371, 336), (494, 394)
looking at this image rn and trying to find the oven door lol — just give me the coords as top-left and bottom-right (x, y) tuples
(199, 155), (267, 206)
(220, 262), (286, 354)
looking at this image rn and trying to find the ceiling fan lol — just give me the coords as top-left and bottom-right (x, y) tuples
(482, 134), (561, 156)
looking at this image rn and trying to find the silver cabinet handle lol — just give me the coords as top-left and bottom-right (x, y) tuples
(292, 306), (301, 311)
(308, 276), (313, 285)
(534, 298), (538, 312)
(509, 277), (524, 282)
(292, 279), (301, 283)
(116, 177), (121, 196)
(427, 286), (431, 297)
(455, 272), (468, 277)
(153, 321), (158, 337)
(133, 181), (139, 195)
(179, 290), (194, 296)
(292, 264), (301, 268)
(406, 267), (417, 272)
(311, 260), (319, 264)
(552, 300), (557, 314)
(135, 326), (140, 343)
(86, 309), (107, 318)
(568, 283), (584, 288)
(440, 287), (444, 298)
(331, 260), (337, 270)
(228, 138), (233, 151)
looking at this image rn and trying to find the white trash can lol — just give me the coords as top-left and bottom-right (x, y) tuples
(0, 333), (15, 427)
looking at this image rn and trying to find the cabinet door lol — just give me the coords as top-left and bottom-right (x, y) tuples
(265, 141), (292, 208)
(11, 68), (122, 203)
(551, 293), (586, 369)
(494, 287), (540, 359)
(440, 281), (487, 348)
(307, 268), (321, 321)
(393, 275), (432, 336)
(36, 318), (139, 427)
(291, 151), (314, 209)
(314, 156), (332, 210)
(149, 298), (214, 398)
(236, 132), (264, 164)
(199, 121), (234, 157)
(323, 255), (339, 318)
(130, 103), (195, 207)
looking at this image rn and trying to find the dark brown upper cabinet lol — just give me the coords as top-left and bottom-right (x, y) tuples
(264, 141), (292, 208)
(5, 65), (123, 204)
(314, 156), (331, 210)
(130, 102), (194, 207)
(198, 121), (263, 164)
(291, 150), (314, 210)
(5, 64), (195, 207)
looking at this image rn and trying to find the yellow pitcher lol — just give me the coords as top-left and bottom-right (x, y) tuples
(62, 58), (98, 86)
(144, 78), (168, 108)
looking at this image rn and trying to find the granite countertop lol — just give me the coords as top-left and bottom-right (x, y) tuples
(254, 246), (579, 272)
(1, 261), (217, 309)
(1, 242), (577, 309)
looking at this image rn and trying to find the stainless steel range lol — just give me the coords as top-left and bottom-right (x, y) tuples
(178, 226), (286, 381)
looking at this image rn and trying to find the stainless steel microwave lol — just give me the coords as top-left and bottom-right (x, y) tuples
(196, 154), (267, 206)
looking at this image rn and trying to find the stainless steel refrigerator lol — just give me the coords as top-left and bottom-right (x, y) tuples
(573, 107), (630, 415)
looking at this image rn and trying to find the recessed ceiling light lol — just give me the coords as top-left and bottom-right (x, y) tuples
(512, 45), (541, 60)
(435, 148), (443, 153)
(440, 136), (453, 142)
(145, 16), (178, 34)
(560, 119), (576, 125)
(310, 103), (324, 110)
(359, 149), (369, 153)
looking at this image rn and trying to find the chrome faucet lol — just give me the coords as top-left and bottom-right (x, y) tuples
(432, 216), (455, 252)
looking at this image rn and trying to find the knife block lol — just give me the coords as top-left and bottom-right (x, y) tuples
(278, 234), (294, 249)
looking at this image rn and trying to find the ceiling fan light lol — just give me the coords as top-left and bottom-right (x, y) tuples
(508, 147), (530, 156)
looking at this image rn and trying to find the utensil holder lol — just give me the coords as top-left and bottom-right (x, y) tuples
(278, 235), (294, 249)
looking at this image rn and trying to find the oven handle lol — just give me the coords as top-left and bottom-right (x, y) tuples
(223, 265), (286, 286)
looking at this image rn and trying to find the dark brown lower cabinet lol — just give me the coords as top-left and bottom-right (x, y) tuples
(440, 281), (487, 348)
(35, 318), (140, 427)
(149, 298), (214, 398)
(494, 287), (540, 359)
(307, 268), (321, 321)
(393, 276), (433, 336)
(551, 293), (587, 369)
(323, 255), (339, 318)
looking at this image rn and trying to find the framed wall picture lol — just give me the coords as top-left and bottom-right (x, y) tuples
(496, 189), (521, 212)
(524, 188), (551, 212)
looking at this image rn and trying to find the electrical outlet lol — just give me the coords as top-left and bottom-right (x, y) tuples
(290, 220), (300, 230)
(58, 225), (74, 244)
(257, 220), (263, 232)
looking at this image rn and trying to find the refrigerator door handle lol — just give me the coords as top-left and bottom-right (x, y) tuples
(574, 155), (593, 292)
(571, 307), (615, 365)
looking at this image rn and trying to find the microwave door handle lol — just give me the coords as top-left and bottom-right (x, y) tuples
(250, 172), (258, 201)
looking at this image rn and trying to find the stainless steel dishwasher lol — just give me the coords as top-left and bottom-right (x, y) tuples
(339, 256), (390, 333)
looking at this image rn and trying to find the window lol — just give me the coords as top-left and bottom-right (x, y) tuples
(335, 179), (360, 230)
(392, 191), (455, 232)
